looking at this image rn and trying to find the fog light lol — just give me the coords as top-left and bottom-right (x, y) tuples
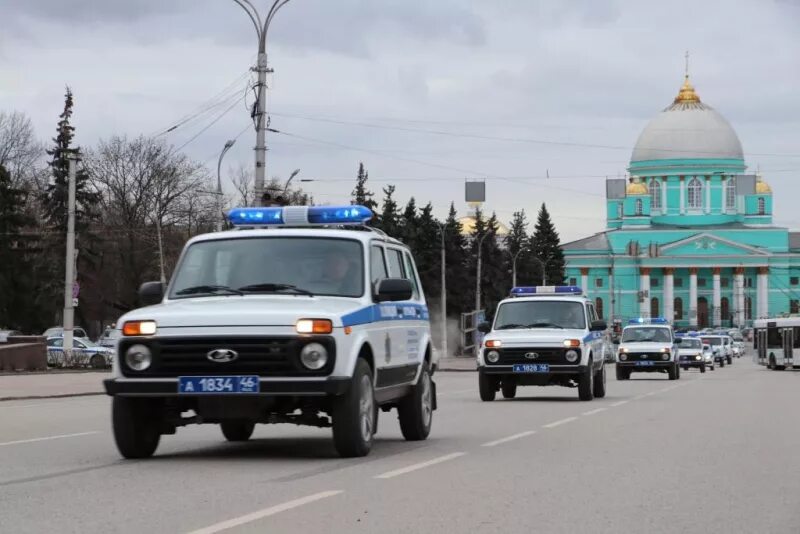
(565, 350), (579, 362)
(619, 353), (628, 361)
(125, 344), (152, 371)
(300, 343), (328, 370)
(487, 350), (500, 363)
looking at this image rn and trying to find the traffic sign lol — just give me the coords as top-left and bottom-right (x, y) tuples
(72, 282), (80, 299)
(72, 298), (79, 307)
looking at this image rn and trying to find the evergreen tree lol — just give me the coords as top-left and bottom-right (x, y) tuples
(413, 202), (441, 299)
(443, 203), (469, 316)
(481, 211), (508, 319)
(351, 162), (378, 213)
(0, 164), (35, 330)
(399, 197), (418, 251)
(530, 203), (566, 285)
(377, 184), (400, 237)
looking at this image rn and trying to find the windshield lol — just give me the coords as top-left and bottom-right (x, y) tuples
(621, 327), (671, 343)
(681, 338), (701, 349)
(493, 300), (586, 330)
(702, 337), (722, 346)
(170, 237), (364, 299)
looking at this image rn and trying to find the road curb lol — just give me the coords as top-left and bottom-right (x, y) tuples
(0, 392), (105, 402)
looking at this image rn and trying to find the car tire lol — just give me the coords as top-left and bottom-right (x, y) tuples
(397, 361), (434, 441)
(220, 421), (255, 442)
(726, 356), (732, 365)
(501, 382), (517, 399)
(615, 366), (629, 381)
(775, 365), (786, 371)
(332, 358), (375, 458)
(479, 372), (497, 402)
(578, 360), (595, 401)
(700, 364), (706, 373)
(593, 364), (606, 398)
(720, 359), (725, 368)
(112, 397), (162, 459)
(668, 364), (678, 381)
(89, 354), (106, 369)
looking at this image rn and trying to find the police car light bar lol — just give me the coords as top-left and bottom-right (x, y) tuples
(628, 317), (669, 325)
(510, 286), (583, 297)
(226, 205), (373, 227)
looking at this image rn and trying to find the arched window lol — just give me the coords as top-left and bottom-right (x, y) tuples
(757, 197), (766, 215)
(674, 297), (683, 320)
(726, 177), (736, 210)
(687, 177), (703, 209)
(745, 297), (753, 320)
(650, 179), (662, 209)
(721, 297), (730, 323)
(651, 297), (659, 318)
(595, 298), (604, 319)
(635, 198), (643, 216)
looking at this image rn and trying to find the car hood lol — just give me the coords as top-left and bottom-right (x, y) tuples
(489, 328), (588, 346)
(619, 342), (672, 352)
(119, 296), (365, 328)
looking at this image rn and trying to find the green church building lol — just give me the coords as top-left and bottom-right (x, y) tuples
(563, 74), (799, 328)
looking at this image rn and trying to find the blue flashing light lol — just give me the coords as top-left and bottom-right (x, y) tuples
(225, 205), (373, 227)
(628, 317), (669, 325)
(510, 286), (584, 297)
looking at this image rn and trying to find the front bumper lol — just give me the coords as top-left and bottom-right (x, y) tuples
(480, 364), (588, 375)
(679, 357), (706, 367)
(616, 361), (674, 370)
(104, 377), (352, 397)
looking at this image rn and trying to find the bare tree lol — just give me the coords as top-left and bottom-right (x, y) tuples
(0, 111), (44, 188)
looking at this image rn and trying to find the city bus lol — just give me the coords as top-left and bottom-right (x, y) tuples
(753, 318), (800, 370)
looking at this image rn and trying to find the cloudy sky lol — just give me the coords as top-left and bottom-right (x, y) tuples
(1, 0), (799, 242)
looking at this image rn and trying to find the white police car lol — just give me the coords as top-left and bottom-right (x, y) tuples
(616, 318), (681, 380)
(104, 205), (436, 459)
(477, 286), (608, 401)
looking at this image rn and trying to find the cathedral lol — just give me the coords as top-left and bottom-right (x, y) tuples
(563, 73), (796, 328)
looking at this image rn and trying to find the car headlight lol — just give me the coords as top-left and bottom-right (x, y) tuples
(565, 350), (579, 363)
(487, 350), (500, 363)
(662, 352), (670, 361)
(125, 344), (152, 371)
(300, 343), (328, 370)
(619, 353), (628, 361)
(695, 355), (701, 361)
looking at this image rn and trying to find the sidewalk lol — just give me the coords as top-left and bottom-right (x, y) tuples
(438, 356), (477, 372)
(0, 371), (108, 401)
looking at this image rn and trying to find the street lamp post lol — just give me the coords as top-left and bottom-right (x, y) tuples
(231, 0), (293, 206)
(509, 248), (527, 288)
(215, 139), (236, 230)
(475, 233), (490, 315)
(528, 256), (550, 286)
(437, 223), (447, 359)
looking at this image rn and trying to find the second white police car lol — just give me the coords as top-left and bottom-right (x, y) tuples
(616, 318), (681, 380)
(477, 286), (608, 402)
(104, 205), (436, 459)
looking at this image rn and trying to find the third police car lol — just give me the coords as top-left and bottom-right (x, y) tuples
(616, 318), (681, 380)
(477, 286), (608, 401)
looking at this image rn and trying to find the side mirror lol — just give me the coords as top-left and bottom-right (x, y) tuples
(612, 339), (620, 345)
(139, 281), (164, 306)
(477, 322), (491, 334)
(374, 278), (413, 302)
(674, 337), (683, 344)
(590, 320), (607, 332)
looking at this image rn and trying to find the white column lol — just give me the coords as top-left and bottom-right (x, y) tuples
(581, 269), (589, 295)
(608, 269), (615, 321)
(680, 178), (686, 214)
(705, 177), (711, 214)
(689, 268), (698, 328)
(662, 179), (668, 214)
(712, 268), (721, 327)
(664, 268), (674, 322)
(735, 269), (745, 327)
(640, 268), (651, 318)
(757, 267), (769, 319)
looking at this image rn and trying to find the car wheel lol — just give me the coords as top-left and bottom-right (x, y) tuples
(89, 354), (106, 369)
(668, 364), (678, 381)
(776, 365), (787, 371)
(398, 361), (434, 441)
(700, 364), (706, 373)
(593, 364), (606, 398)
(332, 358), (374, 458)
(220, 421), (255, 442)
(578, 359), (595, 401)
(615, 366), (629, 381)
(501, 381), (517, 399)
(727, 356), (732, 364)
(112, 397), (162, 459)
(720, 359), (725, 368)
(479, 372), (497, 402)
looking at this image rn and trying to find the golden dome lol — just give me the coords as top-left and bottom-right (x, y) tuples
(458, 216), (510, 237)
(626, 176), (648, 196)
(674, 75), (701, 104)
(756, 175), (772, 194)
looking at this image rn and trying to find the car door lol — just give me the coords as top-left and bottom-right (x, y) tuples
(585, 302), (603, 366)
(381, 246), (410, 379)
(401, 249), (429, 368)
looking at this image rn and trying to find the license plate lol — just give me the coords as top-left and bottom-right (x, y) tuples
(635, 361), (655, 367)
(178, 376), (260, 394)
(513, 363), (550, 373)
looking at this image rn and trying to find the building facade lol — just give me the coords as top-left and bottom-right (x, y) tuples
(563, 74), (800, 328)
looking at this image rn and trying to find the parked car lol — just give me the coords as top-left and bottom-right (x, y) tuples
(98, 327), (121, 349)
(43, 326), (89, 340)
(0, 329), (21, 343)
(46, 336), (113, 368)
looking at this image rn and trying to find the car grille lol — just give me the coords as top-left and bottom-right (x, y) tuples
(626, 352), (667, 361)
(489, 347), (579, 365)
(119, 336), (335, 377)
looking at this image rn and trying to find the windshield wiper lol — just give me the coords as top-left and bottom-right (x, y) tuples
(496, 324), (526, 330)
(238, 283), (314, 296)
(175, 284), (243, 296)
(526, 322), (565, 329)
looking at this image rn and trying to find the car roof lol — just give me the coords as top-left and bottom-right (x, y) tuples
(185, 227), (407, 248)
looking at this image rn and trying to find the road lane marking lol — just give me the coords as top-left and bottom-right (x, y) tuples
(482, 431), (536, 447)
(645, 391), (657, 396)
(582, 408), (606, 416)
(610, 400), (629, 407)
(0, 431), (100, 447)
(185, 490), (343, 534)
(375, 452), (466, 479)
(542, 416), (577, 429)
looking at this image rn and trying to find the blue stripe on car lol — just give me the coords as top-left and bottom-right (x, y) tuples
(341, 303), (429, 327)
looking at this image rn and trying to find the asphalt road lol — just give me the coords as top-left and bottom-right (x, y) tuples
(2, 356), (799, 534)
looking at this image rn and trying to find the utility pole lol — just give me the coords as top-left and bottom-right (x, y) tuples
(475, 233), (490, 315)
(216, 139), (236, 231)
(232, 0), (293, 206)
(510, 248), (526, 288)
(155, 199), (166, 286)
(437, 223), (447, 359)
(62, 153), (79, 362)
